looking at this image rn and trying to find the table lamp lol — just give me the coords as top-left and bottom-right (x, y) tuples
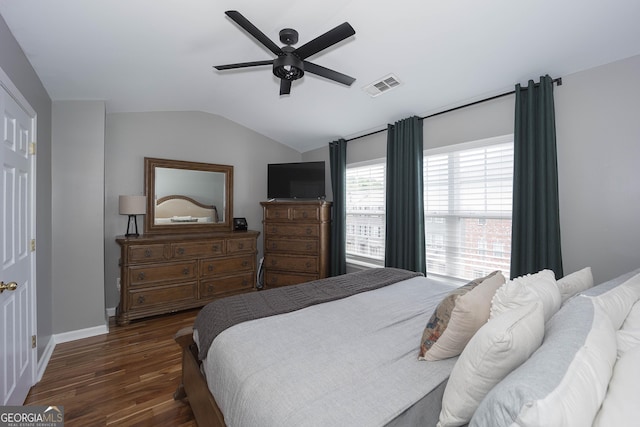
(119, 195), (146, 237)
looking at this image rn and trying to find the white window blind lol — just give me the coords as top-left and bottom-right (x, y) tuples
(424, 136), (513, 280)
(346, 161), (386, 265)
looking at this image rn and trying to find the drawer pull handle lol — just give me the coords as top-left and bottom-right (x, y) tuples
(212, 244), (220, 251)
(271, 243), (278, 249)
(306, 228), (312, 235)
(137, 295), (146, 304)
(306, 262), (312, 268)
(144, 249), (152, 257)
(271, 227), (278, 233)
(238, 243), (244, 249)
(183, 268), (190, 275)
(177, 247), (185, 255)
(270, 260), (277, 266)
(242, 279), (248, 286)
(302, 212), (308, 218)
(242, 260), (248, 267)
(208, 284), (214, 293)
(137, 272), (146, 281)
(208, 264), (214, 272)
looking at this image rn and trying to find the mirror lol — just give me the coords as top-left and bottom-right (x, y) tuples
(144, 157), (233, 234)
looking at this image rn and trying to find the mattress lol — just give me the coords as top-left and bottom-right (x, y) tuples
(200, 275), (458, 427)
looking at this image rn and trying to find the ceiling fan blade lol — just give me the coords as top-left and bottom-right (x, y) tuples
(225, 10), (283, 56)
(303, 61), (355, 86)
(280, 79), (292, 95)
(294, 22), (355, 60)
(214, 60), (273, 70)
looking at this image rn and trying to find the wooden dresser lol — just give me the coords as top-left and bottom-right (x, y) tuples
(261, 200), (331, 288)
(116, 230), (259, 325)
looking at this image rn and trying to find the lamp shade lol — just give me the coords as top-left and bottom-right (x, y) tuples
(119, 195), (146, 215)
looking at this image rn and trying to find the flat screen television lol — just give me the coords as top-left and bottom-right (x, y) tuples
(267, 161), (326, 200)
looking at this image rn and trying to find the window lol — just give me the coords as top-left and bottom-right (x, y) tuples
(346, 161), (386, 265)
(424, 135), (513, 280)
(345, 135), (513, 275)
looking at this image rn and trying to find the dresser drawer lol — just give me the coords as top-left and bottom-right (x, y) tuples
(129, 282), (197, 308)
(265, 254), (318, 274)
(128, 244), (167, 263)
(200, 255), (255, 277)
(265, 238), (318, 254)
(171, 240), (224, 258)
(129, 261), (197, 285)
(265, 223), (319, 237)
(265, 271), (315, 288)
(200, 272), (255, 298)
(227, 237), (256, 254)
(264, 206), (291, 220)
(291, 206), (320, 221)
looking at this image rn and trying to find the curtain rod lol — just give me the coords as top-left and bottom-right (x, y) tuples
(346, 77), (563, 142)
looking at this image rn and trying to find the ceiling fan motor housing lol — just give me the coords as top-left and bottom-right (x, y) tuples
(273, 47), (304, 81)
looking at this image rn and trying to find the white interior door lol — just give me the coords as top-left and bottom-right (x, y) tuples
(1, 80), (36, 405)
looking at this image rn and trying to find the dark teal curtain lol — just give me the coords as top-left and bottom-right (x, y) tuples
(385, 116), (426, 274)
(511, 75), (563, 279)
(329, 138), (347, 276)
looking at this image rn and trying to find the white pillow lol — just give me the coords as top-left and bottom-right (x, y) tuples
(557, 267), (593, 303)
(423, 272), (505, 361)
(617, 300), (640, 357)
(490, 269), (561, 322)
(437, 302), (544, 427)
(515, 303), (617, 427)
(593, 346), (640, 426)
(587, 272), (640, 330)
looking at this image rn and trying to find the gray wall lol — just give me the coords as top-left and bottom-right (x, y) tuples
(52, 101), (106, 333)
(104, 111), (301, 309)
(0, 14), (53, 359)
(555, 55), (640, 284)
(305, 54), (640, 285)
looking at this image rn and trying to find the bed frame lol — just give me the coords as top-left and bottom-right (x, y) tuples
(174, 326), (226, 427)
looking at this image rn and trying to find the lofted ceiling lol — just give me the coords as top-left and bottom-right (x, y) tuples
(1, 0), (639, 152)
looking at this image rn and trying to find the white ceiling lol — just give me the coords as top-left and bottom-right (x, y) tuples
(1, 0), (639, 152)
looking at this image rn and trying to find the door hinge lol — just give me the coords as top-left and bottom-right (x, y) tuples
(31, 239), (36, 252)
(32, 335), (37, 349)
(29, 142), (36, 155)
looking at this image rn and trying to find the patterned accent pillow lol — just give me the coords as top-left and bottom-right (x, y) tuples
(418, 271), (501, 359)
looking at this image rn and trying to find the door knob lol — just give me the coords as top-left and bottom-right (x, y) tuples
(0, 281), (18, 294)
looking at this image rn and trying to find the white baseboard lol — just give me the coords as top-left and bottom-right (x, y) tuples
(54, 323), (109, 345)
(106, 307), (116, 318)
(36, 336), (56, 382)
(34, 322), (109, 383)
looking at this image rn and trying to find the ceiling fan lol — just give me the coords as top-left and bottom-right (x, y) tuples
(214, 10), (356, 95)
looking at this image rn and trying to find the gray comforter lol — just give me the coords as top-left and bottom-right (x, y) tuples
(194, 267), (422, 360)
(202, 274), (459, 427)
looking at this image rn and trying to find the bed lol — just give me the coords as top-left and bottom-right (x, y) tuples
(154, 195), (219, 224)
(174, 268), (460, 426)
(175, 266), (640, 427)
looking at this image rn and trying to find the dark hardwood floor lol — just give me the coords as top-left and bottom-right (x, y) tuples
(25, 310), (199, 426)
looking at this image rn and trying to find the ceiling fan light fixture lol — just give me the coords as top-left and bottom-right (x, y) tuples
(273, 54), (304, 81)
(216, 11), (355, 94)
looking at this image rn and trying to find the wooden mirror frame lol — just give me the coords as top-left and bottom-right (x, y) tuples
(144, 157), (233, 234)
